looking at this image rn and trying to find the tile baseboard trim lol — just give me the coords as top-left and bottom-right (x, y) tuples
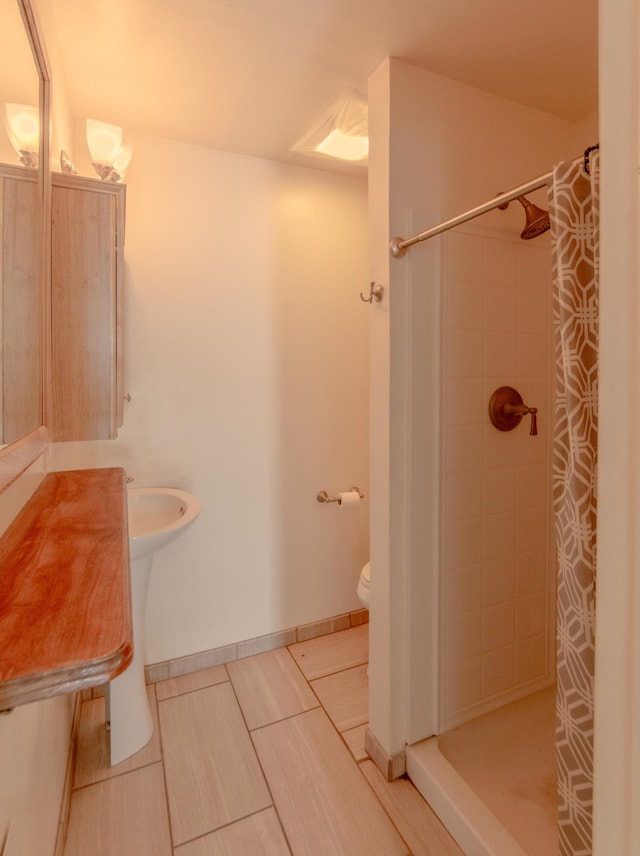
(364, 728), (406, 782)
(144, 608), (369, 684)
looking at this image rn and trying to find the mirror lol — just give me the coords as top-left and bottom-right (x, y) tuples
(0, 0), (49, 489)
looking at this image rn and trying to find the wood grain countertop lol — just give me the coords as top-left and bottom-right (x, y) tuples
(0, 468), (133, 710)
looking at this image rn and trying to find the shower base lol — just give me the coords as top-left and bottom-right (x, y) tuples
(406, 687), (556, 856)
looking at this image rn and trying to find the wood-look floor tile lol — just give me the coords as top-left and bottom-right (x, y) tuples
(227, 648), (319, 730)
(159, 682), (271, 845)
(288, 625), (368, 680)
(342, 723), (369, 762)
(360, 761), (464, 855)
(63, 763), (171, 856)
(74, 685), (161, 788)
(174, 808), (291, 855)
(310, 664), (368, 732)
(252, 708), (408, 856)
(155, 665), (228, 701)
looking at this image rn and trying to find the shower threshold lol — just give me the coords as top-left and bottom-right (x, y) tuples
(406, 687), (557, 856)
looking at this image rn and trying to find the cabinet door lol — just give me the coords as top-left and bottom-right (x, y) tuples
(1, 170), (41, 444)
(51, 177), (124, 441)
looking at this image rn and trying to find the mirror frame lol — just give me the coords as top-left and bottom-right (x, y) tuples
(0, 0), (50, 493)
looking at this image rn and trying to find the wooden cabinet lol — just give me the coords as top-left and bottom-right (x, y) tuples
(51, 173), (125, 440)
(0, 164), (41, 445)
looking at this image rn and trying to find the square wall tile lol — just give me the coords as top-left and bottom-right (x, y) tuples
(445, 610), (482, 666)
(447, 471), (483, 522)
(482, 557), (516, 606)
(482, 511), (516, 562)
(516, 635), (547, 684)
(517, 506), (548, 554)
(516, 591), (547, 640)
(516, 550), (547, 596)
(483, 239), (518, 287)
(516, 464), (548, 510)
(446, 231), (485, 281)
(482, 601), (515, 652)
(484, 285), (517, 332)
(484, 331), (517, 377)
(447, 425), (484, 474)
(446, 377), (484, 426)
(517, 288), (550, 334)
(483, 467), (516, 516)
(446, 516), (483, 570)
(444, 657), (482, 715)
(445, 565), (482, 617)
(484, 423), (517, 469)
(517, 332), (549, 378)
(447, 279), (484, 330)
(516, 244), (552, 291)
(447, 330), (484, 378)
(482, 645), (516, 698)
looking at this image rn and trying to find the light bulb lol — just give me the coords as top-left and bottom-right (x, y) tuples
(4, 103), (39, 167)
(315, 129), (369, 162)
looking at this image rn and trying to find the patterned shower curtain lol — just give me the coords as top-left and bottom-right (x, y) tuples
(549, 151), (599, 855)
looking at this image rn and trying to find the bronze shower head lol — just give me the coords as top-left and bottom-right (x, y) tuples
(498, 194), (550, 240)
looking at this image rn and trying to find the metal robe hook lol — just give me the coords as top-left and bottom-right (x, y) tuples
(360, 282), (384, 303)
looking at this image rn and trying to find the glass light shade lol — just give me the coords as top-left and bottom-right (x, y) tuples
(315, 129), (369, 162)
(112, 137), (133, 180)
(86, 119), (123, 165)
(4, 103), (39, 167)
(86, 119), (132, 182)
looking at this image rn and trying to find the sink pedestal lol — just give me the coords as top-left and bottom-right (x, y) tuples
(107, 486), (201, 767)
(107, 553), (154, 765)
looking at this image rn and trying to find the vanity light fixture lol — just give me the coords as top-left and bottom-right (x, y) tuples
(86, 118), (133, 182)
(4, 103), (39, 167)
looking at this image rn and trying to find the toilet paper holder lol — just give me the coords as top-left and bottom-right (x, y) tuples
(317, 487), (365, 504)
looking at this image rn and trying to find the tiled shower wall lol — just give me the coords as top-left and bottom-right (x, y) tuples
(441, 226), (555, 731)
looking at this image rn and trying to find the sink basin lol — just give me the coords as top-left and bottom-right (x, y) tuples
(128, 487), (201, 560)
(107, 486), (201, 766)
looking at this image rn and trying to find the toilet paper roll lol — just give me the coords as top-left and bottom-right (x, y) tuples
(338, 490), (361, 507)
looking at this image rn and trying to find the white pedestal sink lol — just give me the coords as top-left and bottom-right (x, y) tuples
(107, 487), (201, 766)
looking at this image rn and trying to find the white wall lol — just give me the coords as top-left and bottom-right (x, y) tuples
(368, 57), (580, 756)
(50, 131), (370, 663)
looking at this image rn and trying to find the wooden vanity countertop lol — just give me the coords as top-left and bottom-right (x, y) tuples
(0, 468), (133, 709)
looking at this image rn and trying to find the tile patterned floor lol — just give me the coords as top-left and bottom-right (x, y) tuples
(63, 624), (463, 856)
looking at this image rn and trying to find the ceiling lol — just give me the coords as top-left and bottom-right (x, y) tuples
(50, 0), (599, 175)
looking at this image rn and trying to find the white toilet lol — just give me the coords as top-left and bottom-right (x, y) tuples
(357, 561), (370, 609)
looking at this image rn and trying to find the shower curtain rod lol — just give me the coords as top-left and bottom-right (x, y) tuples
(389, 170), (552, 258)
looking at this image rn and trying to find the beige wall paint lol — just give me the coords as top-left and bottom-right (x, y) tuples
(50, 129), (370, 664)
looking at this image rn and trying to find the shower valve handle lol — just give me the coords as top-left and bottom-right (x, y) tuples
(489, 386), (538, 436)
(504, 402), (538, 435)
